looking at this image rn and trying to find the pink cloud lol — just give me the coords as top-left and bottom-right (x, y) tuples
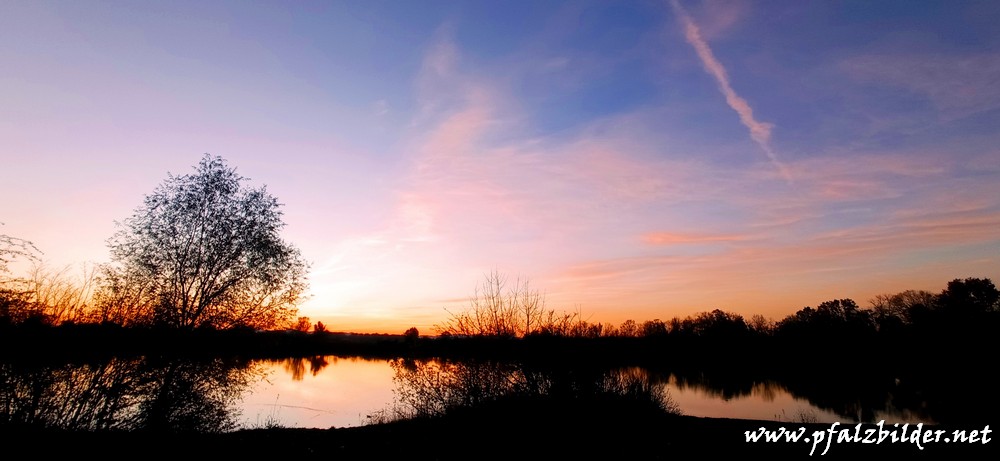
(548, 137), (682, 203)
(682, 0), (749, 41)
(749, 151), (953, 202)
(309, 23), (1000, 332)
(546, 206), (1000, 322)
(417, 94), (494, 162)
(642, 232), (748, 245)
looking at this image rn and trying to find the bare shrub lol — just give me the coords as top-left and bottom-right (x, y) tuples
(435, 270), (546, 337)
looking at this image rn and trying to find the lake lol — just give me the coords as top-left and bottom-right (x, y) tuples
(240, 355), (938, 429)
(0, 354), (947, 433)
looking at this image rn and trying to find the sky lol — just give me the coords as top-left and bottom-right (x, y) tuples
(2, 0), (998, 333)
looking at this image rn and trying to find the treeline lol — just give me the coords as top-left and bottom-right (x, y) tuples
(3, 263), (997, 348)
(0, 262), (155, 328)
(425, 275), (999, 372)
(0, 261), (303, 331)
(438, 275), (999, 342)
(2, 256), (997, 373)
(1, 156), (309, 332)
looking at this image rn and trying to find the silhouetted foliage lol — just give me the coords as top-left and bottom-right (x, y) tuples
(775, 298), (876, 343)
(0, 241), (101, 327)
(1, 270), (997, 431)
(639, 319), (668, 338)
(868, 289), (937, 335)
(869, 290), (935, 323)
(19, 262), (98, 325)
(0, 229), (40, 277)
(617, 319), (639, 337)
(435, 271), (601, 338)
(91, 263), (156, 326)
(0, 356), (262, 433)
(937, 277), (999, 315)
(688, 309), (750, 339)
(102, 155), (308, 330)
(268, 356), (330, 381)
(747, 314), (775, 336)
(0, 230), (40, 325)
(376, 358), (680, 422)
(293, 316), (312, 332)
(0, 292), (36, 327)
(435, 270), (546, 337)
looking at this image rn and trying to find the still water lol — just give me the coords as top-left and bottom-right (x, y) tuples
(240, 356), (935, 429)
(240, 356), (397, 428)
(0, 355), (942, 433)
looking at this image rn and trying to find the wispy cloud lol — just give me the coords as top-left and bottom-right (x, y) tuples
(669, 0), (791, 182)
(550, 199), (1000, 319)
(309, 11), (1000, 330)
(642, 232), (748, 245)
(686, 0), (749, 41)
(841, 53), (1000, 122)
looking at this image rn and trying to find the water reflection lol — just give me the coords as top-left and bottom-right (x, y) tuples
(267, 356), (331, 381)
(385, 358), (553, 418)
(241, 355), (395, 429)
(365, 358), (680, 426)
(0, 355), (969, 433)
(641, 367), (941, 424)
(0, 356), (263, 433)
(251, 358), (948, 428)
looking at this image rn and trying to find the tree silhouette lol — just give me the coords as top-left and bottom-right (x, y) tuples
(687, 309), (748, 337)
(937, 277), (999, 315)
(0, 356), (262, 433)
(103, 155), (308, 330)
(775, 298), (875, 344)
(869, 290), (936, 325)
(435, 270), (546, 337)
(0, 229), (40, 325)
(293, 316), (312, 332)
(617, 319), (639, 337)
(0, 229), (39, 278)
(639, 319), (668, 338)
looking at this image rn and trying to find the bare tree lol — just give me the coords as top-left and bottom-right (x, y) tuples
(91, 263), (158, 326)
(293, 316), (312, 332)
(617, 319), (639, 337)
(435, 270), (547, 337)
(747, 314), (775, 335)
(0, 227), (40, 279)
(23, 262), (99, 324)
(868, 290), (936, 325)
(0, 229), (41, 324)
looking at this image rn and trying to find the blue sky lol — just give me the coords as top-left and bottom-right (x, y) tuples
(2, 0), (998, 332)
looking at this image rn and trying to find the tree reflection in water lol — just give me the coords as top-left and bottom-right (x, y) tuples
(264, 356), (331, 381)
(372, 358), (681, 423)
(0, 357), (264, 433)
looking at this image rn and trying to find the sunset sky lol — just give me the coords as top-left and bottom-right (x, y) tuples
(2, 1), (998, 333)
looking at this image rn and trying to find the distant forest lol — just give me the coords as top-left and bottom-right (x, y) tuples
(4, 157), (995, 357)
(2, 272), (996, 362)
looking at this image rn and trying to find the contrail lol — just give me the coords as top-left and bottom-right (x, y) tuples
(669, 0), (792, 182)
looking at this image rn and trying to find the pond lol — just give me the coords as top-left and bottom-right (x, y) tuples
(240, 356), (397, 428)
(240, 356), (938, 429)
(0, 355), (947, 433)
